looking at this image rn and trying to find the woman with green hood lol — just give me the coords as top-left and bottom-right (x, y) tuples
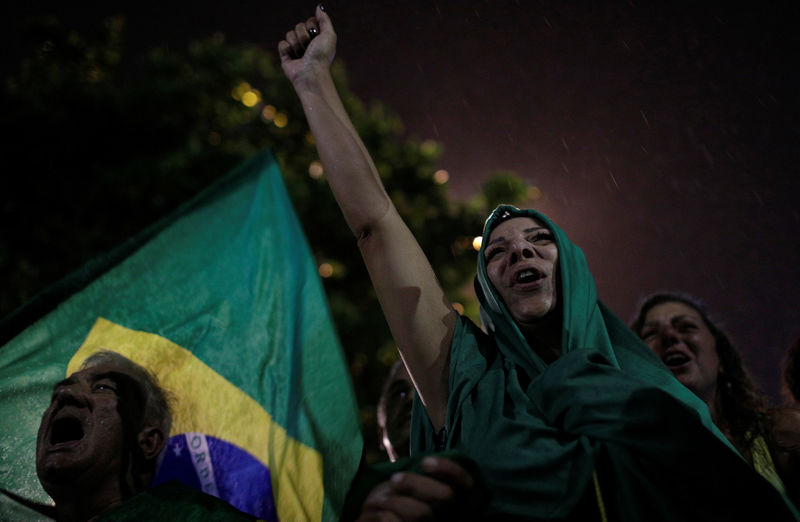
(279, 7), (798, 521)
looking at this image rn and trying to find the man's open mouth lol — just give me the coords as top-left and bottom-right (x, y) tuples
(50, 417), (84, 445)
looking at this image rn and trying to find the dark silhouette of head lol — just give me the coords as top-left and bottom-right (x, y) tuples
(377, 361), (415, 462)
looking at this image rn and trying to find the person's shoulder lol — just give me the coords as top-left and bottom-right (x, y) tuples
(451, 313), (498, 367)
(98, 481), (259, 521)
(769, 407), (800, 447)
(769, 407), (800, 428)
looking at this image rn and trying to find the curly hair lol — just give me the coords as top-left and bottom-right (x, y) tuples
(630, 292), (769, 459)
(782, 335), (800, 404)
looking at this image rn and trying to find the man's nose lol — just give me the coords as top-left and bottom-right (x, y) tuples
(53, 385), (89, 409)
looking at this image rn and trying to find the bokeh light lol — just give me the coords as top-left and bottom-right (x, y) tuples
(231, 81), (251, 101)
(241, 90), (260, 107)
(308, 161), (324, 179)
(273, 112), (288, 128)
(433, 169), (449, 184)
(261, 105), (276, 121)
(318, 262), (334, 278)
(472, 236), (483, 251)
(420, 139), (438, 157)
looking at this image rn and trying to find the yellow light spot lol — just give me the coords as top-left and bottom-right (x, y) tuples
(318, 263), (334, 278)
(231, 81), (251, 101)
(452, 302), (465, 315)
(261, 105), (276, 121)
(433, 169), (449, 184)
(87, 67), (102, 83)
(527, 186), (543, 200)
(308, 161), (324, 179)
(274, 112), (288, 128)
(420, 139), (438, 157)
(305, 132), (315, 144)
(241, 90), (260, 107)
(472, 236), (483, 251)
(350, 352), (367, 377)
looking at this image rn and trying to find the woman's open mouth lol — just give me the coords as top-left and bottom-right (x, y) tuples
(662, 352), (691, 369)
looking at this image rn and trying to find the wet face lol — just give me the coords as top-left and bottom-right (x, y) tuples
(378, 363), (415, 462)
(639, 301), (721, 405)
(484, 217), (559, 328)
(36, 364), (134, 494)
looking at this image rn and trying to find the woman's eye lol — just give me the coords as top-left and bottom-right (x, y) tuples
(530, 233), (553, 244)
(486, 248), (503, 261)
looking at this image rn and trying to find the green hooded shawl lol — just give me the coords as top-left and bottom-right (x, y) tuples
(411, 205), (798, 521)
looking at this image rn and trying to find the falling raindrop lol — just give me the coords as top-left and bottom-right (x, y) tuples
(608, 171), (620, 191)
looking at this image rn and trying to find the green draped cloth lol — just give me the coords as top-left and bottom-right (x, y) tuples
(411, 205), (799, 521)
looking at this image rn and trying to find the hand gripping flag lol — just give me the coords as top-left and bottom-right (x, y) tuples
(0, 150), (363, 521)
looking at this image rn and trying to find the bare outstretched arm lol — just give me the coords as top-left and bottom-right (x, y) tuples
(279, 6), (457, 429)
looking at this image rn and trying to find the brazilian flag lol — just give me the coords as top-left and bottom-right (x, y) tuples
(0, 150), (363, 521)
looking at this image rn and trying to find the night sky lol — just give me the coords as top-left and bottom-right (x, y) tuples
(4, 1), (799, 399)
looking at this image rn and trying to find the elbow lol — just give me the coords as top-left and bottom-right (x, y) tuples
(355, 223), (375, 249)
(352, 204), (393, 245)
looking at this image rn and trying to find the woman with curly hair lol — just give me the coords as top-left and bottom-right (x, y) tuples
(631, 292), (798, 502)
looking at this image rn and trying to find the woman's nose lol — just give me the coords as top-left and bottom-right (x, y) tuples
(656, 325), (680, 348)
(509, 242), (535, 264)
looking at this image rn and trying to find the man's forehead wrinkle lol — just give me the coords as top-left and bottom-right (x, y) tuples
(93, 370), (127, 383)
(53, 366), (135, 391)
(52, 376), (78, 391)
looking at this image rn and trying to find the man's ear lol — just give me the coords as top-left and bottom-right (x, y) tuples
(137, 426), (166, 461)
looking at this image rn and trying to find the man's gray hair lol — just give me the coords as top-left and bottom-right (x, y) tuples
(81, 351), (172, 437)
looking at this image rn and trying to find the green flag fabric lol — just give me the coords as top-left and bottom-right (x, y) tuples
(412, 204), (799, 520)
(0, 150), (362, 521)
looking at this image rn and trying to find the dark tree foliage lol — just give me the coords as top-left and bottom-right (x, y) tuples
(1, 16), (530, 462)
